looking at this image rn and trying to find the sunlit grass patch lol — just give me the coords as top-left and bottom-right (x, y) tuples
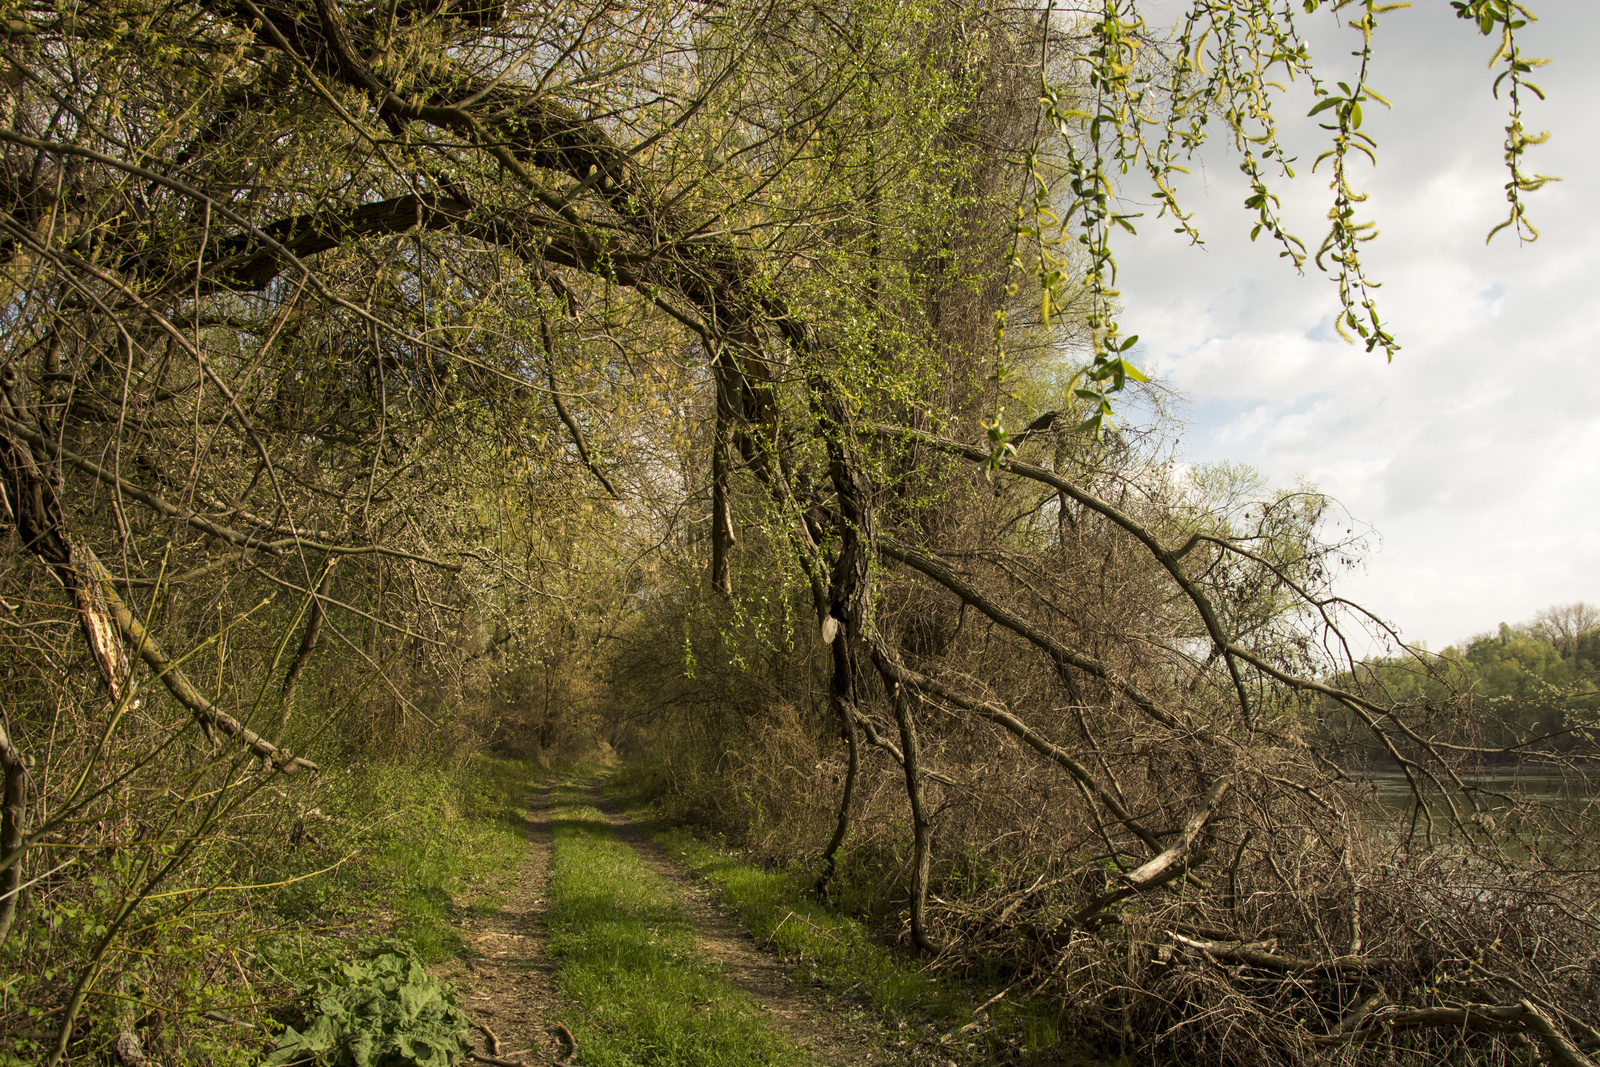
(545, 783), (804, 1067)
(646, 826), (943, 1018)
(273, 753), (538, 963)
(626, 796), (1082, 1064)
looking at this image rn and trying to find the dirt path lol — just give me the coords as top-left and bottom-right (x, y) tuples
(587, 784), (903, 1066)
(439, 779), (916, 1066)
(435, 783), (574, 1065)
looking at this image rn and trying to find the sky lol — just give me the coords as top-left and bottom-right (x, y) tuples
(1108, 1), (1600, 651)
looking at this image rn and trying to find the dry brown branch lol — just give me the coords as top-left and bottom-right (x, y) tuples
(0, 714), (25, 946)
(852, 711), (960, 787)
(553, 1022), (578, 1067)
(78, 549), (319, 774)
(879, 537), (1182, 730)
(470, 1020), (546, 1066)
(874, 647), (1164, 853)
(1353, 1001), (1596, 1067)
(1066, 779), (1234, 928)
(1169, 932), (1394, 974)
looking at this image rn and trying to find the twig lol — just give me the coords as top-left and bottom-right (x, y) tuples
(469, 1053), (537, 1067)
(469, 1022), (544, 1067)
(554, 1021), (578, 1066)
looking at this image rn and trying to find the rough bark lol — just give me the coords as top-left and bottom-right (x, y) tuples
(815, 635), (861, 897)
(0, 716), (25, 948)
(886, 675), (938, 954)
(277, 558), (336, 737)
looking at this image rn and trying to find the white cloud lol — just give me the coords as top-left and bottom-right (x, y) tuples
(1110, 1), (1600, 647)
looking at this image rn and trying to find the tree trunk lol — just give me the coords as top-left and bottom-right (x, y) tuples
(882, 663), (938, 954)
(711, 407), (734, 597)
(0, 717), (26, 948)
(815, 636), (861, 897)
(277, 558), (336, 739)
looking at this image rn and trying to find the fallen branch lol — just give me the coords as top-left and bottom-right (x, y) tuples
(1322, 1000), (1596, 1067)
(1060, 785), (1235, 930)
(470, 1021), (539, 1066)
(1169, 932), (1396, 974)
(553, 1021), (578, 1066)
(874, 648), (1163, 853)
(879, 537), (1183, 731)
(1123, 777), (1232, 887)
(469, 1052), (538, 1067)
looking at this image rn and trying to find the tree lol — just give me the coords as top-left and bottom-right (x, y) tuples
(0, 1), (1592, 1064)
(1530, 601), (1600, 660)
(0, 0), (1046, 1055)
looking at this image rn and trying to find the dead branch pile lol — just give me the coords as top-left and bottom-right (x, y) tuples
(620, 422), (1600, 1065)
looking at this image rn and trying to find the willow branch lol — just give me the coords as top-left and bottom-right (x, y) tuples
(0, 416), (465, 572)
(873, 643), (1162, 854)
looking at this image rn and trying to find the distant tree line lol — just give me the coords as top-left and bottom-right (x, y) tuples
(1330, 602), (1600, 755)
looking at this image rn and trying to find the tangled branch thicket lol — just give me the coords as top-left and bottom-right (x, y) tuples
(623, 415), (1600, 1064)
(0, 0), (1593, 1064)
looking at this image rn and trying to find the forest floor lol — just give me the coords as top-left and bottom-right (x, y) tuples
(431, 777), (930, 1066)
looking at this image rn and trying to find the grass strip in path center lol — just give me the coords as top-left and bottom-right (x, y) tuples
(545, 780), (807, 1067)
(611, 778), (1090, 1065)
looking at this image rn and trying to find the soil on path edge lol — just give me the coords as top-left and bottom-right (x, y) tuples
(435, 779), (915, 1067)
(433, 783), (573, 1065)
(587, 784), (902, 1067)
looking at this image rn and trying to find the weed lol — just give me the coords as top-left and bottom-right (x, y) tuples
(1, 752), (538, 1064)
(267, 941), (470, 1067)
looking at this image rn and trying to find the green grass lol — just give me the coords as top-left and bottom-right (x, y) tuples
(614, 783), (1089, 1064)
(0, 750), (543, 1067)
(271, 753), (539, 965)
(545, 781), (806, 1067)
(646, 824), (941, 1018)
(367, 754), (539, 960)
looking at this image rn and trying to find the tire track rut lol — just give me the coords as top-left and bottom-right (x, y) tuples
(436, 783), (573, 1064)
(440, 779), (906, 1066)
(587, 783), (898, 1066)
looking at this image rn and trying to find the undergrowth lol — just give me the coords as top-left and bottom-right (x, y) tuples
(0, 751), (539, 1066)
(265, 940), (471, 1067)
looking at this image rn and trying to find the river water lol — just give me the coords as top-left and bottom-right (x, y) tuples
(1355, 768), (1598, 808)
